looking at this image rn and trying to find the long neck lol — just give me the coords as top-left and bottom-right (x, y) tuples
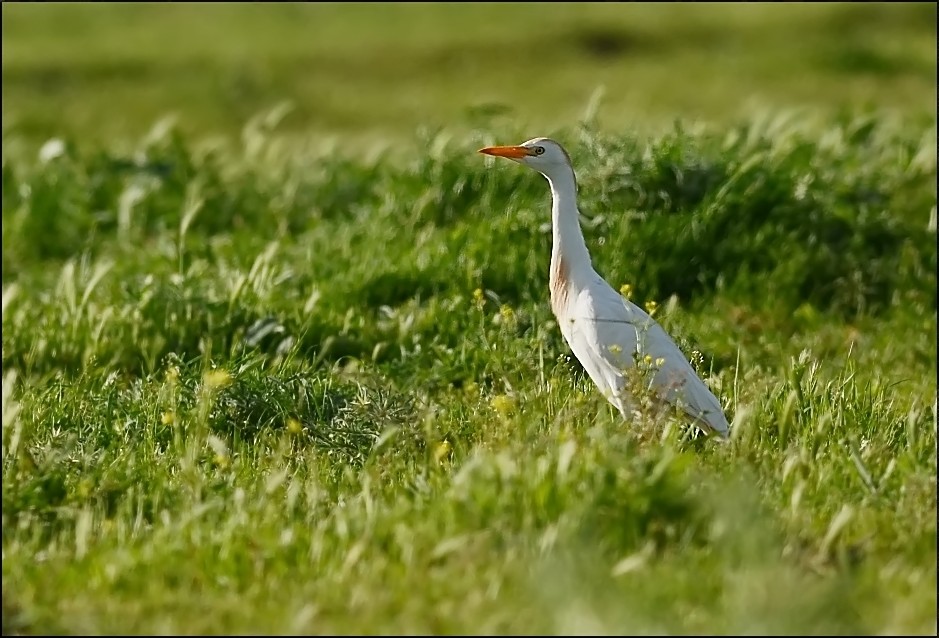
(548, 168), (592, 285)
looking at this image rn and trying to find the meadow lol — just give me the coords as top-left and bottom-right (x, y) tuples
(2, 3), (937, 635)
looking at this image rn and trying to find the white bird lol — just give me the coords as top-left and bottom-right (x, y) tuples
(479, 137), (730, 438)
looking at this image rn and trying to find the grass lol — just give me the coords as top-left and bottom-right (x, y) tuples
(2, 3), (938, 635)
(3, 3), (937, 144)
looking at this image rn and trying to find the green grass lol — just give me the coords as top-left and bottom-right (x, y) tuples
(2, 3), (938, 635)
(3, 3), (937, 145)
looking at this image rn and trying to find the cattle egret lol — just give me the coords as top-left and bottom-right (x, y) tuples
(479, 137), (730, 438)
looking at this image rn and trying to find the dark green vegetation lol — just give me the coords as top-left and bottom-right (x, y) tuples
(2, 3), (937, 635)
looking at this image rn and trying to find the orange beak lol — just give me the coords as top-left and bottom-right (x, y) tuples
(478, 145), (533, 159)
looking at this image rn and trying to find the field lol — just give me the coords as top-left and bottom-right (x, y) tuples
(2, 3), (937, 635)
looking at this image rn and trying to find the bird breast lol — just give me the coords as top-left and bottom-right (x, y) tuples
(549, 255), (572, 318)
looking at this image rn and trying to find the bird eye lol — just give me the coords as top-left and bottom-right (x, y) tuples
(534, 146), (545, 155)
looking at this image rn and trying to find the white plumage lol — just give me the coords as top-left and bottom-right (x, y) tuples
(479, 137), (729, 438)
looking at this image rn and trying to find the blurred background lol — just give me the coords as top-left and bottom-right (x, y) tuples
(3, 2), (936, 148)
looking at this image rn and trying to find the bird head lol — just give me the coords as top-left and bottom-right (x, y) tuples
(478, 137), (574, 183)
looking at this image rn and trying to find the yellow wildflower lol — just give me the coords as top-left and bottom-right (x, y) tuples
(286, 418), (303, 435)
(644, 300), (658, 315)
(203, 369), (232, 390)
(619, 284), (633, 299)
(433, 440), (453, 463)
(490, 394), (515, 416)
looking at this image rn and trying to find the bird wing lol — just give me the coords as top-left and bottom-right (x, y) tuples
(568, 276), (729, 436)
